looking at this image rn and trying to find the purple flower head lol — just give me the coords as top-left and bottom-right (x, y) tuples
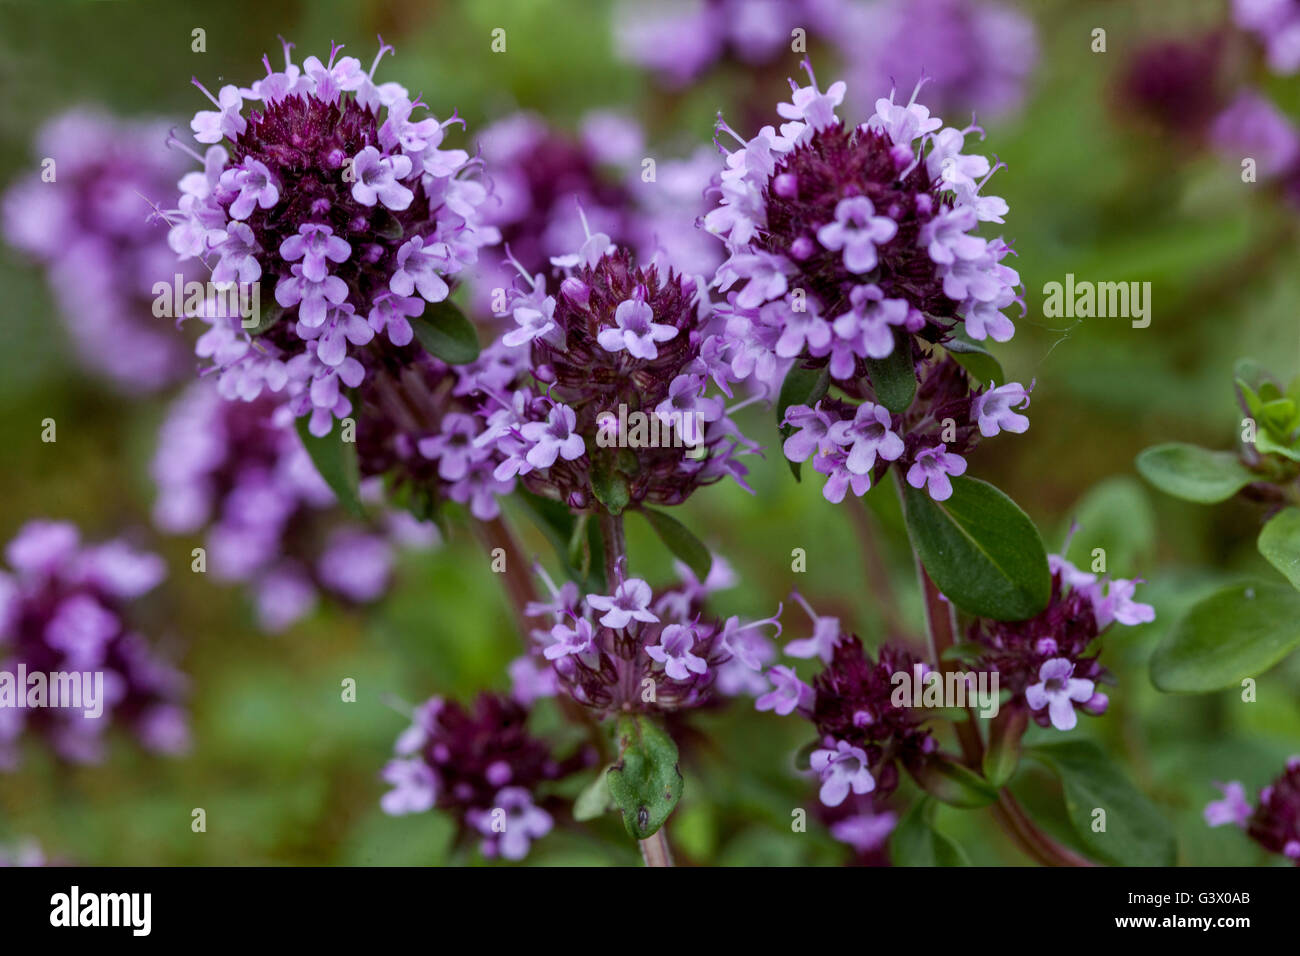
(970, 554), (1153, 731)
(1, 109), (197, 392)
(1245, 758), (1300, 863)
(152, 381), (429, 630)
(379, 692), (593, 861)
(801, 636), (934, 798)
(0, 520), (188, 768)
(477, 242), (751, 510)
(168, 39), (498, 437)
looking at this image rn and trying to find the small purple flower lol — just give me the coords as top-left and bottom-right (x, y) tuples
(785, 591), (841, 663)
(906, 443), (968, 501)
(221, 159), (280, 221)
(811, 739), (876, 807)
(596, 297), (679, 360)
(350, 145), (415, 210)
(417, 413), (482, 481)
(1024, 658), (1095, 731)
(815, 197), (898, 273)
(380, 758), (439, 815)
(519, 404), (586, 470)
(782, 402), (838, 463)
(468, 787), (554, 861)
(586, 578), (659, 629)
(972, 381), (1031, 437)
(827, 402), (904, 475)
(645, 623), (709, 680)
(391, 235), (452, 303)
(191, 82), (246, 143)
(543, 618), (597, 661)
(1204, 781), (1253, 828)
(280, 223), (352, 283)
(756, 665), (815, 716)
(1092, 578), (1156, 629)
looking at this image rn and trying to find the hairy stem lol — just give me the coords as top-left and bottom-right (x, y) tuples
(639, 828), (675, 867)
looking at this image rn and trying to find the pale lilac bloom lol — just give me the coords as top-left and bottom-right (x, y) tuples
(596, 298), (679, 359)
(391, 236), (452, 303)
(350, 145), (415, 210)
(906, 444), (967, 501)
(827, 402), (904, 475)
(815, 197), (898, 273)
(811, 740), (876, 807)
(971, 381), (1031, 437)
(781, 402), (839, 463)
(785, 590), (841, 662)
(830, 808), (898, 854)
(1093, 578), (1156, 630)
(1024, 657), (1094, 731)
(221, 159), (280, 220)
(519, 404), (586, 470)
(646, 623), (709, 680)
(1204, 781), (1253, 828)
(756, 665), (815, 715)
(586, 579), (659, 629)
(468, 787), (553, 861)
(544, 618), (597, 661)
(280, 223), (351, 282)
(380, 758), (439, 815)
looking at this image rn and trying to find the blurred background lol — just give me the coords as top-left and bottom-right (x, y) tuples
(0, 0), (1297, 865)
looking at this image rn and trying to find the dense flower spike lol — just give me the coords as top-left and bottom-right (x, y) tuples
(708, 65), (1031, 502)
(2, 109), (194, 392)
(523, 559), (779, 715)
(968, 553), (1153, 731)
(0, 520), (189, 767)
(1206, 757), (1300, 864)
(152, 381), (435, 631)
(476, 235), (756, 510)
(379, 693), (594, 860)
(167, 39), (497, 436)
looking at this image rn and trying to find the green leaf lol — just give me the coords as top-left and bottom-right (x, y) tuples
(891, 798), (971, 866)
(573, 768), (613, 822)
(1027, 740), (1176, 866)
(244, 299), (285, 336)
(590, 455), (631, 515)
(605, 715), (683, 840)
(864, 334), (916, 413)
(294, 416), (364, 518)
(1150, 582), (1300, 692)
(639, 507), (711, 580)
(1259, 507), (1300, 591)
(410, 300), (480, 365)
(901, 476), (1051, 620)
(1135, 443), (1255, 504)
(943, 337), (1004, 387)
(907, 754), (998, 809)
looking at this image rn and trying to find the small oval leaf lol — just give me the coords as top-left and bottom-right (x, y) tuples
(1151, 581), (1300, 692)
(901, 476), (1051, 621)
(865, 334), (915, 413)
(1135, 443), (1255, 504)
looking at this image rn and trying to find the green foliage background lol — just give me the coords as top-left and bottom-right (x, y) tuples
(0, 0), (1296, 865)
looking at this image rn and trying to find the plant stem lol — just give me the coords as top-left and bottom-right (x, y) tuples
(596, 509), (675, 867)
(639, 828), (675, 867)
